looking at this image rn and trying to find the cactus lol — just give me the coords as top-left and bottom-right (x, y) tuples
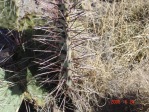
(0, 0), (46, 30)
(31, 1), (76, 111)
(0, 0), (17, 29)
(0, 0), (85, 111)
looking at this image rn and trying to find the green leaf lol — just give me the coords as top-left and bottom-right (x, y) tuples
(0, 68), (24, 112)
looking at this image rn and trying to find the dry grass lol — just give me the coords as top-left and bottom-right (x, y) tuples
(69, 0), (149, 111)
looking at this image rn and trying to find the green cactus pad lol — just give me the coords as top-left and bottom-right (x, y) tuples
(0, 0), (17, 29)
(26, 69), (49, 107)
(0, 0), (46, 30)
(0, 68), (24, 112)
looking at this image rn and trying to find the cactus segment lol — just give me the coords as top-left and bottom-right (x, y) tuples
(26, 69), (49, 107)
(0, 0), (46, 30)
(0, 0), (17, 29)
(0, 68), (24, 112)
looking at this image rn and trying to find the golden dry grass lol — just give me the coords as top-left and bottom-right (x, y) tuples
(69, 0), (149, 111)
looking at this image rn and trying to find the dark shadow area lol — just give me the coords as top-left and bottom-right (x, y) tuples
(100, 0), (121, 3)
(18, 99), (37, 112)
(4, 70), (27, 95)
(0, 15), (75, 110)
(27, 38), (76, 112)
(25, 31), (76, 112)
(9, 27), (75, 111)
(0, 28), (28, 94)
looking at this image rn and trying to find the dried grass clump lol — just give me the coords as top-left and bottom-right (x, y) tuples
(69, 0), (149, 111)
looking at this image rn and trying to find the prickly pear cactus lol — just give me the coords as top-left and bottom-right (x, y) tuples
(0, 68), (24, 112)
(0, 0), (17, 29)
(0, 0), (45, 30)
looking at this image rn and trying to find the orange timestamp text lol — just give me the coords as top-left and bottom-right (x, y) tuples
(110, 99), (135, 105)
